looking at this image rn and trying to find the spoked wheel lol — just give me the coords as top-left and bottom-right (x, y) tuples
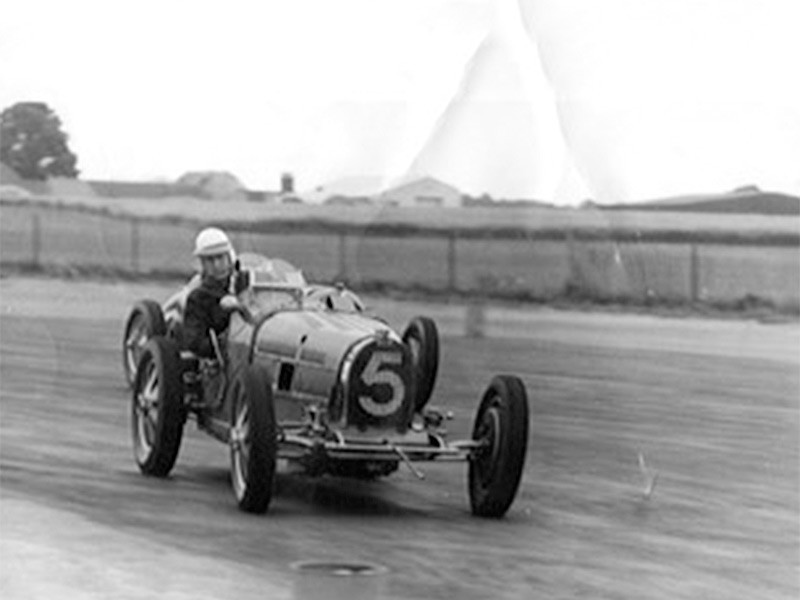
(468, 375), (529, 518)
(123, 300), (166, 388)
(131, 337), (185, 477)
(230, 365), (277, 514)
(402, 316), (439, 413)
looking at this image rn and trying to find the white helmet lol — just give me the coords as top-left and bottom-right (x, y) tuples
(193, 227), (234, 258)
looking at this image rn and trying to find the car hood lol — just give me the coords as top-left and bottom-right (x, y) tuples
(253, 310), (396, 371)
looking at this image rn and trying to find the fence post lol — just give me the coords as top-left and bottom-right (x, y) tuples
(566, 231), (578, 292)
(31, 212), (41, 267)
(130, 217), (140, 273)
(447, 232), (457, 292)
(338, 231), (347, 281)
(689, 243), (700, 302)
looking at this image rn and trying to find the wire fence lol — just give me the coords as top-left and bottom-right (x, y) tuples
(1, 202), (798, 309)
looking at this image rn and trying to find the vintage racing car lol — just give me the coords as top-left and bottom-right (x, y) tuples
(122, 253), (529, 517)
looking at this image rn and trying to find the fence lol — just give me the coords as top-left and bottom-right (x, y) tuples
(1, 202), (798, 309)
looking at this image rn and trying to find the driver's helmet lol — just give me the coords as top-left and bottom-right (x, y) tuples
(193, 227), (236, 261)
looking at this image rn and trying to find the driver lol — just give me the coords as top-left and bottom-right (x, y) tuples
(184, 227), (242, 358)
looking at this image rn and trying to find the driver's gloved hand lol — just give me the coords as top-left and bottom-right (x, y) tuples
(233, 270), (249, 294)
(220, 295), (241, 311)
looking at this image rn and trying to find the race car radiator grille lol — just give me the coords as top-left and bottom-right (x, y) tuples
(339, 338), (414, 434)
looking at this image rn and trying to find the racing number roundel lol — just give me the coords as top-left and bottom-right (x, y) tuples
(357, 350), (405, 417)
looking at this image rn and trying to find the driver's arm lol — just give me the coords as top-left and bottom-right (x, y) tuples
(220, 293), (253, 323)
(184, 291), (215, 358)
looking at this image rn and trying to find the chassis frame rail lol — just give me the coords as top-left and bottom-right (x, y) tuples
(279, 432), (485, 463)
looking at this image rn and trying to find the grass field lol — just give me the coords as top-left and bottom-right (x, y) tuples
(1, 201), (798, 309)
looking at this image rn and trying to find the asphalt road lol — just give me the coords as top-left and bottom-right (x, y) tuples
(1, 277), (798, 599)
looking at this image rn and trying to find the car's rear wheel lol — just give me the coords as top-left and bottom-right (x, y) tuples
(402, 316), (439, 413)
(230, 365), (277, 514)
(123, 300), (166, 388)
(468, 375), (529, 518)
(131, 337), (185, 477)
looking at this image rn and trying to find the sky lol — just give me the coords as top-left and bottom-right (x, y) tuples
(1, 0), (799, 205)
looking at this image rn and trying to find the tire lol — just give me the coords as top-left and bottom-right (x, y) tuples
(468, 375), (529, 518)
(123, 300), (166, 388)
(402, 316), (439, 413)
(131, 337), (185, 477)
(230, 364), (277, 514)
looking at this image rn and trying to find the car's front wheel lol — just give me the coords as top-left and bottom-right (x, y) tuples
(468, 375), (529, 518)
(402, 316), (439, 413)
(131, 337), (185, 477)
(230, 365), (277, 514)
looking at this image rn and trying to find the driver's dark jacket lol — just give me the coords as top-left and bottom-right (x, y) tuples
(183, 275), (231, 358)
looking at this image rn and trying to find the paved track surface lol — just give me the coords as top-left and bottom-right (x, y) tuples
(1, 277), (798, 599)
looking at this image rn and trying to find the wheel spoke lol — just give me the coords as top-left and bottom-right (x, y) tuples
(236, 403), (249, 428)
(125, 322), (140, 351)
(133, 357), (161, 459)
(134, 392), (149, 415)
(233, 404), (250, 443)
(231, 397), (251, 497)
(230, 420), (247, 450)
(143, 412), (157, 444)
(126, 319), (147, 372)
(232, 442), (248, 496)
(230, 428), (241, 447)
(135, 399), (155, 457)
(143, 369), (159, 403)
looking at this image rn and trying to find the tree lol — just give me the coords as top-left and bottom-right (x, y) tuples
(0, 102), (79, 180)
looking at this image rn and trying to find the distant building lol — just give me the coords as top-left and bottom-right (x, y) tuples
(245, 189), (280, 202)
(324, 194), (373, 207)
(378, 176), (463, 208)
(301, 175), (463, 207)
(0, 161), (49, 195)
(48, 177), (98, 198)
(1, 161), (202, 198)
(300, 175), (385, 205)
(277, 172), (302, 203)
(89, 179), (199, 199)
(281, 172), (295, 194)
(176, 170), (246, 201)
(244, 173), (301, 203)
(0, 162), (307, 203)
